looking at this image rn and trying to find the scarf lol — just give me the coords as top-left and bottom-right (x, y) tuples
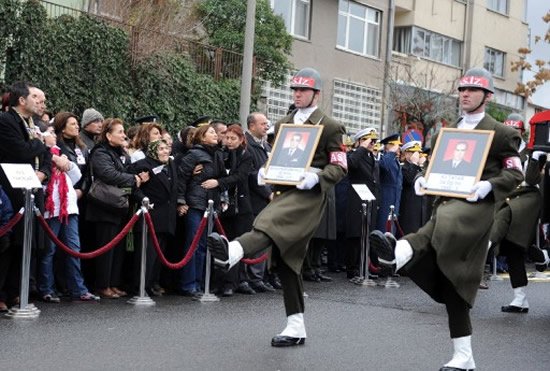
(146, 139), (168, 163)
(45, 146), (69, 223)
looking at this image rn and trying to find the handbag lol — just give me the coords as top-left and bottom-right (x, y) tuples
(222, 186), (239, 217)
(87, 179), (129, 212)
(87, 154), (130, 213)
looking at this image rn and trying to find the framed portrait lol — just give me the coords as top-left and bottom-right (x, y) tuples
(424, 128), (494, 198)
(264, 124), (324, 185)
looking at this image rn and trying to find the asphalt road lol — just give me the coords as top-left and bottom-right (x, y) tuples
(1, 270), (549, 371)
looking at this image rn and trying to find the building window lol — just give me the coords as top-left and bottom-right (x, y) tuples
(484, 47), (505, 77)
(395, 27), (462, 67)
(271, 0), (310, 39)
(487, 0), (508, 15)
(337, 0), (381, 58)
(332, 79), (382, 134)
(261, 73), (295, 123)
(494, 88), (524, 110)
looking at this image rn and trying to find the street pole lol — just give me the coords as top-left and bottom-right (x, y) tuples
(380, 0), (395, 138)
(239, 0), (256, 126)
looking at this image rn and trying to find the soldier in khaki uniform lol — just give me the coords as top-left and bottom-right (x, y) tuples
(370, 68), (524, 371)
(208, 68), (346, 347)
(492, 113), (549, 313)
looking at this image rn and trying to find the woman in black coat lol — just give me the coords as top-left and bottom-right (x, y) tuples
(86, 118), (149, 298)
(128, 139), (178, 296)
(398, 143), (425, 235)
(216, 124), (254, 296)
(176, 125), (226, 296)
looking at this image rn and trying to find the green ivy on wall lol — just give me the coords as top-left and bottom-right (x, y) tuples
(0, 0), (252, 134)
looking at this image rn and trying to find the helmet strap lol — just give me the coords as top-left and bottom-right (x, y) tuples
(307, 90), (318, 108)
(466, 91), (489, 114)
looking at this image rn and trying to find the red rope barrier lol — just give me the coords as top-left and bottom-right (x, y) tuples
(0, 208), (24, 238)
(145, 212), (207, 270)
(37, 211), (141, 259)
(213, 216), (268, 265)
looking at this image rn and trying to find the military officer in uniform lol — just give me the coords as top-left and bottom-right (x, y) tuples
(491, 113), (549, 313)
(345, 128), (380, 279)
(370, 68), (524, 371)
(376, 134), (403, 233)
(398, 140), (425, 235)
(207, 68), (347, 347)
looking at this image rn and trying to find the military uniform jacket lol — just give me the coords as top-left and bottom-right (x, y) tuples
(404, 114), (523, 307)
(493, 148), (544, 249)
(398, 161), (425, 235)
(345, 146), (380, 238)
(376, 151), (402, 231)
(252, 108), (346, 274)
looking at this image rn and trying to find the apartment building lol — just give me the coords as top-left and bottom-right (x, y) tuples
(392, 0), (528, 114)
(264, 0), (389, 135)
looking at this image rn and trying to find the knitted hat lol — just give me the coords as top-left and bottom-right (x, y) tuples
(81, 108), (104, 128)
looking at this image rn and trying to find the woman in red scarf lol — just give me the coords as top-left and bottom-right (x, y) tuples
(38, 115), (99, 303)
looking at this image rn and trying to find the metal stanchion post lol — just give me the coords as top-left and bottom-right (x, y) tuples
(6, 189), (40, 319)
(128, 198), (155, 306)
(380, 205), (400, 288)
(197, 200), (219, 302)
(356, 202), (376, 287)
(488, 255), (504, 281)
(532, 219), (549, 279)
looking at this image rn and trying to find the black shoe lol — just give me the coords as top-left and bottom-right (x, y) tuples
(146, 288), (163, 297)
(235, 283), (256, 295)
(501, 305), (528, 313)
(269, 274), (282, 290)
(251, 281), (276, 293)
(178, 289), (199, 297)
(207, 232), (230, 271)
(316, 273), (332, 282)
(271, 335), (306, 347)
(528, 244), (549, 272)
(303, 274), (320, 282)
(439, 367), (474, 371)
(222, 288), (234, 297)
(42, 294), (61, 303)
(369, 230), (396, 267)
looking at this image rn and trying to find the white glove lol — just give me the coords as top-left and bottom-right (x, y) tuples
(532, 151), (546, 161)
(296, 172), (319, 190)
(466, 180), (492, 202)
(257, 167), (266, 186)
(414, 176), (427, 196)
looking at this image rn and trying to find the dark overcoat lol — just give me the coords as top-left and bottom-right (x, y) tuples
(245, 132), (272, 215)
(493, 148), (544, 249)
(252, 108), (346, 274)
(85, 143), (136, 225)
(128, 157), (178, 236)
(398, 161), (425, 235)
(404, 114), (524, 307)
(345, 146), (380, 238)
(0, 109), (51, 245)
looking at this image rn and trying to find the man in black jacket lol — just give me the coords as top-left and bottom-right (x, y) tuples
(243, 112), (276, 293)
(0, 82), (68, 306)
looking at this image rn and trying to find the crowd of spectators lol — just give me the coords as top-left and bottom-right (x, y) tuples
(0, 81), (435, 312)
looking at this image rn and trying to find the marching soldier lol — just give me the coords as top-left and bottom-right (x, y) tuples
(370, 67), (523, 371)
(492, 113), (549, 313)
(207, 67), (347, 347)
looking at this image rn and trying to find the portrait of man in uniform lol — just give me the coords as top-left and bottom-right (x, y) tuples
(278, 132), (307, 167)
(425, 128), (494, 197)
(440, 141), (477, 175)
(264, 124), (324, 185)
